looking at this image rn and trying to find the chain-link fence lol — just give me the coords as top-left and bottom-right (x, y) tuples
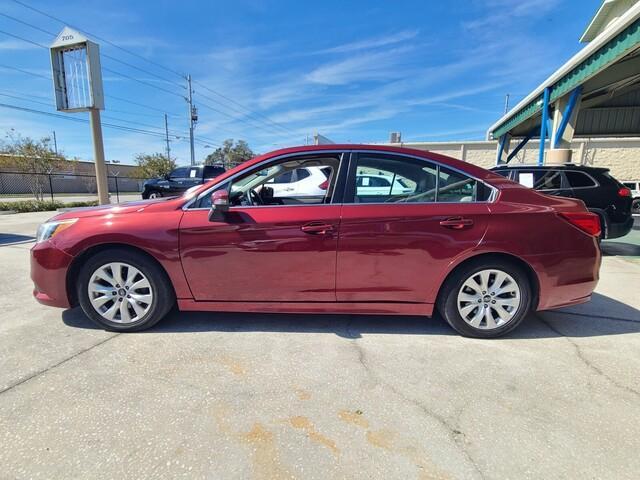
(0, 171), (148, 203)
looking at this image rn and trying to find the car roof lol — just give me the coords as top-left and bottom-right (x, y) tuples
(492, 164), (609, 173)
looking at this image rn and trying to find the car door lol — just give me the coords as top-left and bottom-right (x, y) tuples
(167, 167), (189, 194)
(336, 152), (492, 304)
(184, 167), (203, 189)
(179, 152), (346, 302)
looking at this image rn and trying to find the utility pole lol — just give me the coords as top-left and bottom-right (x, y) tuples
(504, 94), (510, 114)
(164, 113), (171, 160)
(52, 130), (58, 155)
(186, 74), (197, 166)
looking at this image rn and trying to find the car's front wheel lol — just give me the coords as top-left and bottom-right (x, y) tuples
(438, 259), (532, 338)
(77, 248), (175, 332)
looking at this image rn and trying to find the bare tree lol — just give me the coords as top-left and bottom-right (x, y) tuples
(1, 130), (73, 201)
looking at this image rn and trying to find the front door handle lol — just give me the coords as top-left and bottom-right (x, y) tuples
(439, 217), (474, 230)
(301, 222), (334, 235)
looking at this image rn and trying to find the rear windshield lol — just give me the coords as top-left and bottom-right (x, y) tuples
(203, 166), (225, 178)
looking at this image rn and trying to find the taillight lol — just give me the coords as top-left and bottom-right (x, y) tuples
(618, 187), (631, 197)
(558, 212), (601, 237)
(319, 180), (328, 190)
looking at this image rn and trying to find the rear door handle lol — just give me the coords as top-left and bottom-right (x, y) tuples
(301, 222), (334, 235)
(439, 217), (474, 230)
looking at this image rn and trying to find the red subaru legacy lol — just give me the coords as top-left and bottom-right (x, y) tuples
(31, 145), (601, 338)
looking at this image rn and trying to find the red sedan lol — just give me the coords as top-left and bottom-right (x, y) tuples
(31, 145), (601, 338)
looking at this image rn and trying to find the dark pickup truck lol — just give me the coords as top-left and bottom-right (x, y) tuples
(141, 164), (226, 199)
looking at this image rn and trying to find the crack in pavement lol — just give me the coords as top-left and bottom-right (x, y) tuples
(343, 316), (486, 480)
(535, 314), (640, 399)
(0, 333), (120, 396)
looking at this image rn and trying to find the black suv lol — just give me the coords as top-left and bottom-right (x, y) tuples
(492, 164), (633, 239)
(142, 164), (225, 199)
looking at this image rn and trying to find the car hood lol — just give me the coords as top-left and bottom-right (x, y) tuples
(51, 197), (180, 221)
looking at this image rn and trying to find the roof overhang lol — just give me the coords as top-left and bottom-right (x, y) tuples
(487, 1), (640, 140)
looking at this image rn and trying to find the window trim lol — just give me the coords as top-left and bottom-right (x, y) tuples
(182, 149), (498, 210)
(563, 169), (600, 190)
(343, 151), (497, 205)
(183, 151), (349, 210)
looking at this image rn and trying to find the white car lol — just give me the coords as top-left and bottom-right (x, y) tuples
(356, 174), (414, 196)
(622, 181), (640, 213)
(266, 166), (330, 197)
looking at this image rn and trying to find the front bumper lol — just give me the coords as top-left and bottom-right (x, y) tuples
(30, 241), (74, 308)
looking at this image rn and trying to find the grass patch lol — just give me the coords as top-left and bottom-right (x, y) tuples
(0, 200), (99, 213)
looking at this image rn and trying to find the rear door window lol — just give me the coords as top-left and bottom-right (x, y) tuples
(516, 170), (562, 191)
(565, 171), (597, 188)
(170, 167), (189, 180)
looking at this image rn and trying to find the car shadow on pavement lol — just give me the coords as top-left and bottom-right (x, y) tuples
(0, 233), (35, 246)
(601, 241), (640, 257)
(61, 292), (639, 339)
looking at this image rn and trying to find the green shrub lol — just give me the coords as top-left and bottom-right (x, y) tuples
(0, 200), (98, 213)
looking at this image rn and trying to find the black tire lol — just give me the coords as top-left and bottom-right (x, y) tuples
(143, 190), (162, 200)
(77, 248), (175, 332)
(437, 258), (532, 338)
(632, 198), (640, 215)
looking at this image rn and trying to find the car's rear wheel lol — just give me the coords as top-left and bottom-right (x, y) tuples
(147, 190), (161, 199)
(77, 249), (174, 332)
(438, 259), (532, 338)
(632, 198), (640, 214)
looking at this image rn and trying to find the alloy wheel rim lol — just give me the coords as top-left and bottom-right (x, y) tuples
(88, 262), (153, 324)
(457, 269), (521, 330)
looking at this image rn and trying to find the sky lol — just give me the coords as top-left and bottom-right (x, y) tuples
(0, 0), (602, 164)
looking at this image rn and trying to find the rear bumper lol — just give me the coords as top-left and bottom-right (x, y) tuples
(30, 241), (74, 308)
(607, 215), (634, 239)
(525, 241), (601, 312)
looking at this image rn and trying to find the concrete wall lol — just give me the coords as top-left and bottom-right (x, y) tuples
(389, 137), (640, 181)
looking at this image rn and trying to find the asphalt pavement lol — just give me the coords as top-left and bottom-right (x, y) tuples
(1, 211), (639, 479)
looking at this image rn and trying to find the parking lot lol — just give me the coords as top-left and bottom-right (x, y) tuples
(1, 211), (639, 479)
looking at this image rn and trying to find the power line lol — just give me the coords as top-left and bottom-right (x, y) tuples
(195, 90), (285, 136)
(192, 79), (295, 136)
(0, 102), (164, 138)
(101, 66), (185, 99)
(8, 0), (296, 138)
(0, 27), (47, 49)
(11, 0), (186, 79)
(0, 11), (185, 90)
(0, 55), (184, 120)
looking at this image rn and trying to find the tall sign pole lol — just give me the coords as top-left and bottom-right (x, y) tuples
(50, 27), (109, 204)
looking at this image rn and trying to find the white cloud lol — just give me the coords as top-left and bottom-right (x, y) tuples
(313, 30), (419, 55)
(0, 39), (40, 51)
(305, 46), (414, 85)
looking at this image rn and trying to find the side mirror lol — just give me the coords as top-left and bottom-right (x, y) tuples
(208, 189), (230, 222)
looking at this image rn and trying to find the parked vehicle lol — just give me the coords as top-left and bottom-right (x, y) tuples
(265, 166), (331, 198)
(141, 164), (225, 199)
(356, 173), (414, 196)
(621, 180), (640, 213)
(492, 164), (633, 239)
(32, 145), (601, 338)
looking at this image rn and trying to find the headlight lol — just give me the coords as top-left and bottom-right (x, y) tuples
(36, 218), (78, 243)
